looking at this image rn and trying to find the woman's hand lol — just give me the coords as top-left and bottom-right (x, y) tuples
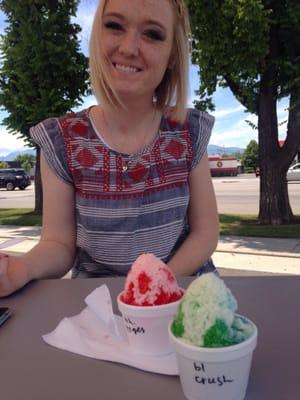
(0, 253), (30, 297)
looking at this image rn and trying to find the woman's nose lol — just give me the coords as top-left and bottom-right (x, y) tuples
(119, 31), (139, 57)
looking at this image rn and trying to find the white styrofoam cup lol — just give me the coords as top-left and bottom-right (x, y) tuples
(117, 292), (182, 355)
(168, 315), (257, 400)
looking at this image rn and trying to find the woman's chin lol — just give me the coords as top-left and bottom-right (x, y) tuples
(114, 88), (149, 104)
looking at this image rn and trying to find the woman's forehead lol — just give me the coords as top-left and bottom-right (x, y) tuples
(103, 0), (175, 28)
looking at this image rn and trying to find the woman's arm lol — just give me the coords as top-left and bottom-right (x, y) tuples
(168, 152), (219, 275)
(0, 152), (76, 297)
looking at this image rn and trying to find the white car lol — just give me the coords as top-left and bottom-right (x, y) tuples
(287, 163), (300, 181)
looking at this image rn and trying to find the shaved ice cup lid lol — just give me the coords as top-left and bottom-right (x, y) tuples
(117, 291), (184, 356)
(168, 314), (257, 400)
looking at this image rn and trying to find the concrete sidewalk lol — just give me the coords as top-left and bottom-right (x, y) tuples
(213, 235), (300, 276)
(0, 225), (299, 276)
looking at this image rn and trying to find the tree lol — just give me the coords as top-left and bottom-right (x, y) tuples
(15, 153), (36, 173)
(0, 0), (89, 212)
(0, 161), (9, 168)
(232, 152), (243, 160)
(241, 140), (258, 171)
(186, 0), (300, 224)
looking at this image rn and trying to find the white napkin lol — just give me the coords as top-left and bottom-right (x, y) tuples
(43, 285), (178, 376)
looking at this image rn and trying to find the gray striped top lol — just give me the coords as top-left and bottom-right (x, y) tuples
(30, 107), (214, 277)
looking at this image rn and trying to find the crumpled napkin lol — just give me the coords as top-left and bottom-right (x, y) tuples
(42, 285), (178, 375)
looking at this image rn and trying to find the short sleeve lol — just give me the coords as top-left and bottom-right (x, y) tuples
(188, 108), (215, 170)
(30, 118), (73, 185)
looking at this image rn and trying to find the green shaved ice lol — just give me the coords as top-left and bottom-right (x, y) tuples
(173, 274), (255, 348)
(203, 319), (235, 347)
(171, 303), (185, 337)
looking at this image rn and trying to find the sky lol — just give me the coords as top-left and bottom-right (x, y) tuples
(0, 0), (289, 152)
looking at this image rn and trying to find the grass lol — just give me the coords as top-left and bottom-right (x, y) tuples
(0, 209), (42, 226)
(219, 214), (300, 238)
(0, 209), (300, 238)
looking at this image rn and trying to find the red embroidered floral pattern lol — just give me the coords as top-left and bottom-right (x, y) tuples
(128, 162), (149, 182)
(76, 148), (98, 168)
(164, 139), (185, 160)
(59, 113), (193, 197)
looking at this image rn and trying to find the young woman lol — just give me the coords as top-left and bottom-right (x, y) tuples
(0, 0), (218, 297)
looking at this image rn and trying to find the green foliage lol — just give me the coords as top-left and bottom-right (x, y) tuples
(186, 0), (300, 224)
(245, 119), (258, 131)
(15, 154), (36, 172)
(193, 88), (215, 112)
(0, 161), (9, 168)
(21, 160), (31, 173)
(0, 0), (89, 146)
(231, 152), (243, 159)
(241, 140), (258, 170)
(186, 0), (270, 113)
(15, 153), (36, 164)
(186, 0), (300, 112)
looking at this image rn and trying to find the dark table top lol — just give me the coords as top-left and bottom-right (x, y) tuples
(0, 275), (299, 400)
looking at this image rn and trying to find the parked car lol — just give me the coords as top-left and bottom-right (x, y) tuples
(0, 168), (31, 191)
(287, 163), (300, 181)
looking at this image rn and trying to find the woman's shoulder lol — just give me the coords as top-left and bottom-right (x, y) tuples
(34, 107), (91, 130)
(162, 108), (214, 131)
(56, 107), (90, 126)
(186, 108), (215, 125)
(185, 108), (215, 137)
(185, 109), (215, 169)
(30, 108), (94, 145)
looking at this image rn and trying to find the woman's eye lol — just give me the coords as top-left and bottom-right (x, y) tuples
(145, 29), (164, 41)
(104, 21), (123, 31)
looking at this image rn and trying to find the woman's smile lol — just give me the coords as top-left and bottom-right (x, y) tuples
(112, 62), (142, 74)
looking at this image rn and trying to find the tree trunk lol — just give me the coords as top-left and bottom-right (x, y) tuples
(285, 90), (300, 168)
(258, 166), (293, 224)
(34, 147), (43, 215)
(258, 75), (294, 224)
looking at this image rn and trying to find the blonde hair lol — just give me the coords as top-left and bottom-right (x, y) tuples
(89, 0), (191, 123)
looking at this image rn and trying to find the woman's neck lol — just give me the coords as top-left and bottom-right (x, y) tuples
(103, 99), (158, 136)
(91, 100), (162, 155)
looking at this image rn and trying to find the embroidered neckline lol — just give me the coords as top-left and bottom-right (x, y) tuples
(86, 106), (164, 159)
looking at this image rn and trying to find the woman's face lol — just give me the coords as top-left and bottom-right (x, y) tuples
(101, 0), (175, 103)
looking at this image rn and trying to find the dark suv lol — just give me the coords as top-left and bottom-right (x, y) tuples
(0, 168), (31, 191)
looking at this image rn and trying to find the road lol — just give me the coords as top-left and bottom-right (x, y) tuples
(213, 175), (300, 214)
(0, 175), (300, 214)
(214, 176), (261, 214)
(0, 184), (35, 209)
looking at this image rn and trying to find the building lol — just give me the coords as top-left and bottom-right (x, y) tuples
(208, 156), (240, 177)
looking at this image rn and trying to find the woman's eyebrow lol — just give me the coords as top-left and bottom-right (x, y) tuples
(103, 12), (125, 20)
